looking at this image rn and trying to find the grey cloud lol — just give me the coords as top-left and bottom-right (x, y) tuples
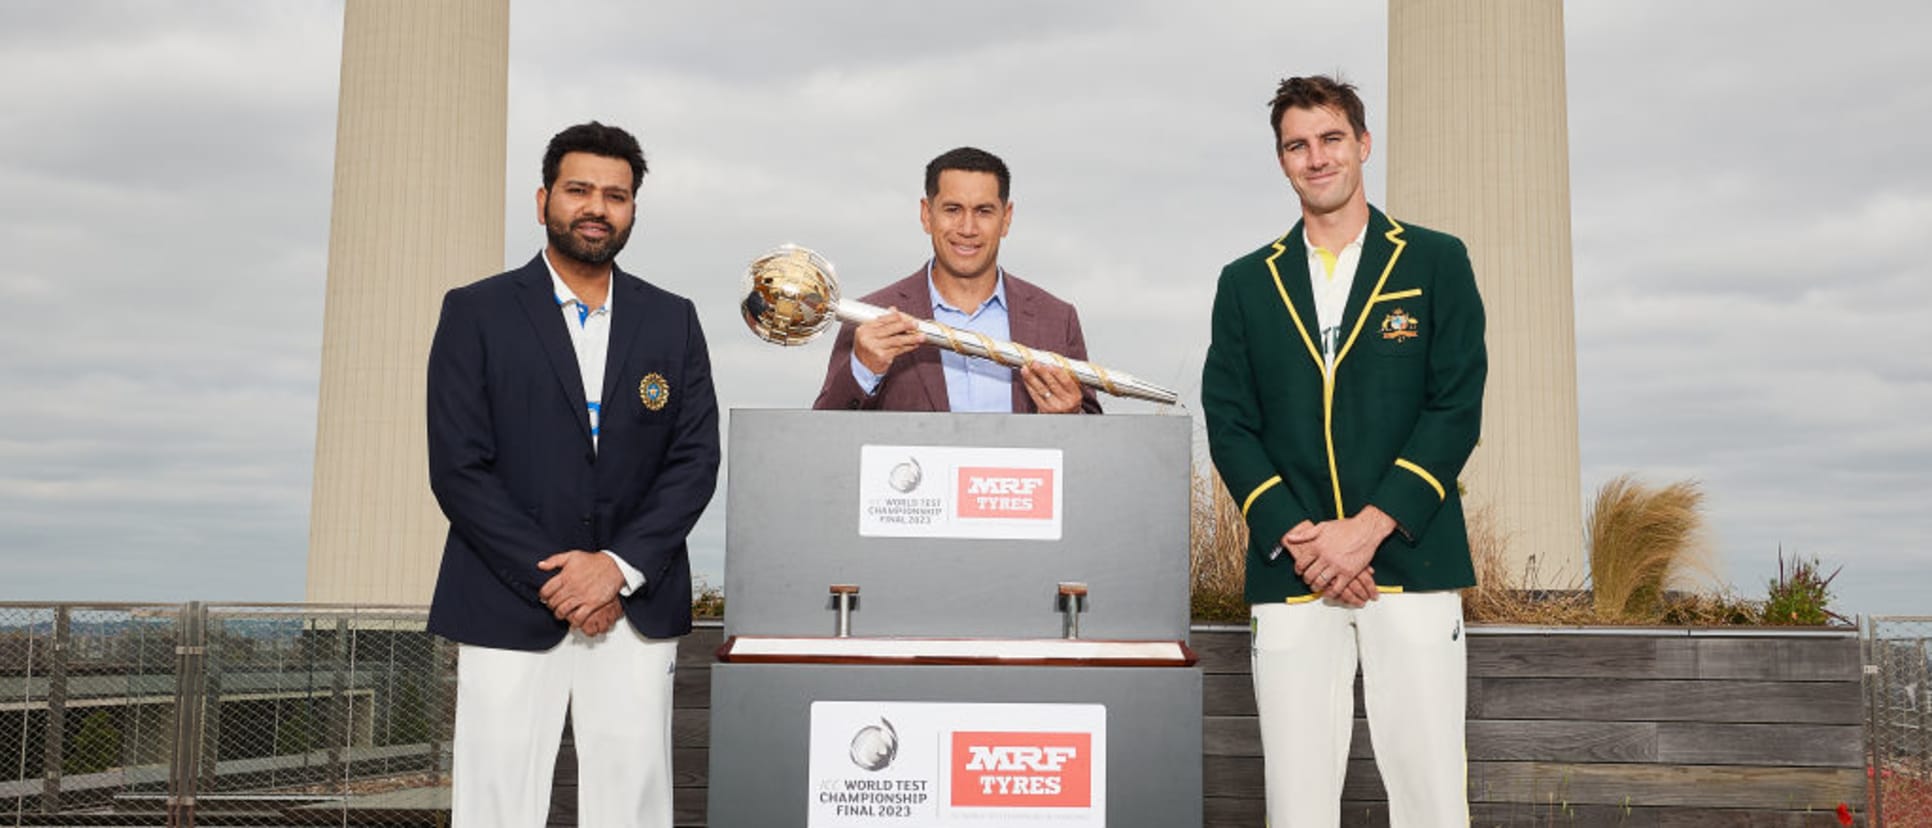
(1, 1), (1925, 617)
(0, 2), (336, 600)
(1559, 1), (1932, 615)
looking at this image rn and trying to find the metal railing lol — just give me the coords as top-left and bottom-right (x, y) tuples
(1868, 616), (1931, 827)
(10, 602), (1930, 826)
(3, 602), (454, 827)
(1868, 616), (1932, 826)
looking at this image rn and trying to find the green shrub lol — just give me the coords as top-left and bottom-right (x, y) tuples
(692, 578), (726, 619)
(65, 710), (121, 774)
(1761, 548), (1841, 626)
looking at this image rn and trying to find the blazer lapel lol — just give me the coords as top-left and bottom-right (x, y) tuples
(1337, 208), (1404, 365)
(1265, 225), (1327, 375)
(1005, 276), (1040, 413)
(900, 274), (950, 412)
(512, 257), (593, 444)
(601, 269), (645, 409)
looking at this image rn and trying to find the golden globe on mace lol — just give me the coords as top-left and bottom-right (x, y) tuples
(739, 244), (1180, 405)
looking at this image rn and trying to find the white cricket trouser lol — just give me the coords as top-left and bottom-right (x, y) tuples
(451, 621), (677, 828)
(1250, 591), (1467, 827)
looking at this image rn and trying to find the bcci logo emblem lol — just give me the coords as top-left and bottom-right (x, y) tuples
(1380, 307), (1420, 341)
(888, 458), (923, 493)
(639, 372), (670, 411)
(849, 718), (899, 772)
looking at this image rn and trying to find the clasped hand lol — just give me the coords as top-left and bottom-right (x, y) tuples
(537, 550), (626, 637)
(1282, 506), (1398, 607)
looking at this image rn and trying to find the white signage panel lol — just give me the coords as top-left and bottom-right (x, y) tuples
(857, 445), (1064, 540)
(808, 701), (1107, 827)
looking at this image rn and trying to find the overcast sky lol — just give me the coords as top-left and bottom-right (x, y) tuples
(0, 2), (1925, 617)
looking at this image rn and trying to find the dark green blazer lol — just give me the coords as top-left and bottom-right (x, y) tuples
(1202, 207), (1486, 602)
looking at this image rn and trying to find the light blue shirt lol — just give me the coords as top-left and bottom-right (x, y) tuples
(850, 261), (1013, 412)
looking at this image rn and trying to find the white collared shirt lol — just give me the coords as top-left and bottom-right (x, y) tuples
(1305, 222), (1368, 372)
(546, 255), (612, 446)
(542, 251), (644, 596)
(926, 262), (1012, 412)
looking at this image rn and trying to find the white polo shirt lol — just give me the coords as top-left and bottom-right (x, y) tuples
(1306, 222), (1367, 373)
(543, 251), (644, 595)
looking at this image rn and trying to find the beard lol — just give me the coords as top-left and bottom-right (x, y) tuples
(545, 210), (632, 266)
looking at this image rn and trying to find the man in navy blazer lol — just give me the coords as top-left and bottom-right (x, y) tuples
(813, 147), (1100, 414)
(426, 122), (718, 828)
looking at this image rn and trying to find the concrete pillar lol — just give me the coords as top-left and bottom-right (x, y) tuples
(1387, 0), (1583, 586)
(306, 0), (508, 602)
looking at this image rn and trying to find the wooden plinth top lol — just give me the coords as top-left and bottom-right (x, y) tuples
(717, 635), (1196, 668)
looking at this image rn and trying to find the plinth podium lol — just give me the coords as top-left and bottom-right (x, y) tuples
(708, 411), (1201, 828)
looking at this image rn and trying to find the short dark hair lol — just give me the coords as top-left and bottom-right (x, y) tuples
(1268, 75), (1368, 145)
(542, 121), (648, 191)
(924, 147), (1010, 202)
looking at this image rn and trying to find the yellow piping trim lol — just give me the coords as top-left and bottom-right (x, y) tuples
(1374, 287), (1421, 302)
(1395, 458), (1446, 501)
(1263, 235), (1326, 374)
(1326, 218), (1409, 516)
(1241, 476), (1282, 518)
(1335, 218), (1409, 381)
(1323, 372), (1342, 515)
(1260, 219), (1411, 520)
(1285, 586), (1400, 604)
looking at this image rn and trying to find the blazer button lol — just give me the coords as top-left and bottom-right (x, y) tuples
(579, 516), (592, 526)
(846, 400), (860, 409)
(584, 451), (596, 464)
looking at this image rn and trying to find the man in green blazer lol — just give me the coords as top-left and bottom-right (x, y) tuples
(1202, 75), (1486, 827)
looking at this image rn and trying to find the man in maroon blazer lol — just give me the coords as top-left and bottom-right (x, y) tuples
(813, 147), (1101, 414)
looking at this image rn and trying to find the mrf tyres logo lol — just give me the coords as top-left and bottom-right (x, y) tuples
(955, 467), (1055, 520)
(950, 732), (1091, 808)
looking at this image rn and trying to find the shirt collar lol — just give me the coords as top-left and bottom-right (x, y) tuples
(1305, 222), (1368, 258)
(925, 259), (1007, 315)
(543, 249), (613, 312)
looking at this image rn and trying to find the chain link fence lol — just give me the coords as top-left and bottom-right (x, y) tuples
(13, 602), (1920, 825)
(1868, 616), (1932, 827)
(3, 602), (454, 827)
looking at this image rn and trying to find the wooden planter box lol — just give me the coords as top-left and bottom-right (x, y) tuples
(578, 623), (1862, 826)
(1196, 624), (1866, 826)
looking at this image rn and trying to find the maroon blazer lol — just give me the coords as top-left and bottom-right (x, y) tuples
(812, 268), (1103, 414)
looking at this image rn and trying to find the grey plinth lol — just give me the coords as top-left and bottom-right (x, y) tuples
(708, 411), (1202, 828)
(722, 410), (1192, 641)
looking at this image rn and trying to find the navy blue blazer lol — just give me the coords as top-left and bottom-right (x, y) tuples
(425, 254), (720, 651)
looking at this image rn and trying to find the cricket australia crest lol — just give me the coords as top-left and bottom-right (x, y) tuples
(1380, 308), (1420, 341)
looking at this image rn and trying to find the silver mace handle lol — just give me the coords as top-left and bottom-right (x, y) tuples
(834, 298), (1177, 405)
(741, 244), (1179, 406)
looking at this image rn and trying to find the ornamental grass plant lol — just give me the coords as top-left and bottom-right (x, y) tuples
(1461, 505), (1595, 625)
(1190, 464), (1800, 626)
(1586, 475), (1709, 622)
(1188, 465), (1249, 624)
